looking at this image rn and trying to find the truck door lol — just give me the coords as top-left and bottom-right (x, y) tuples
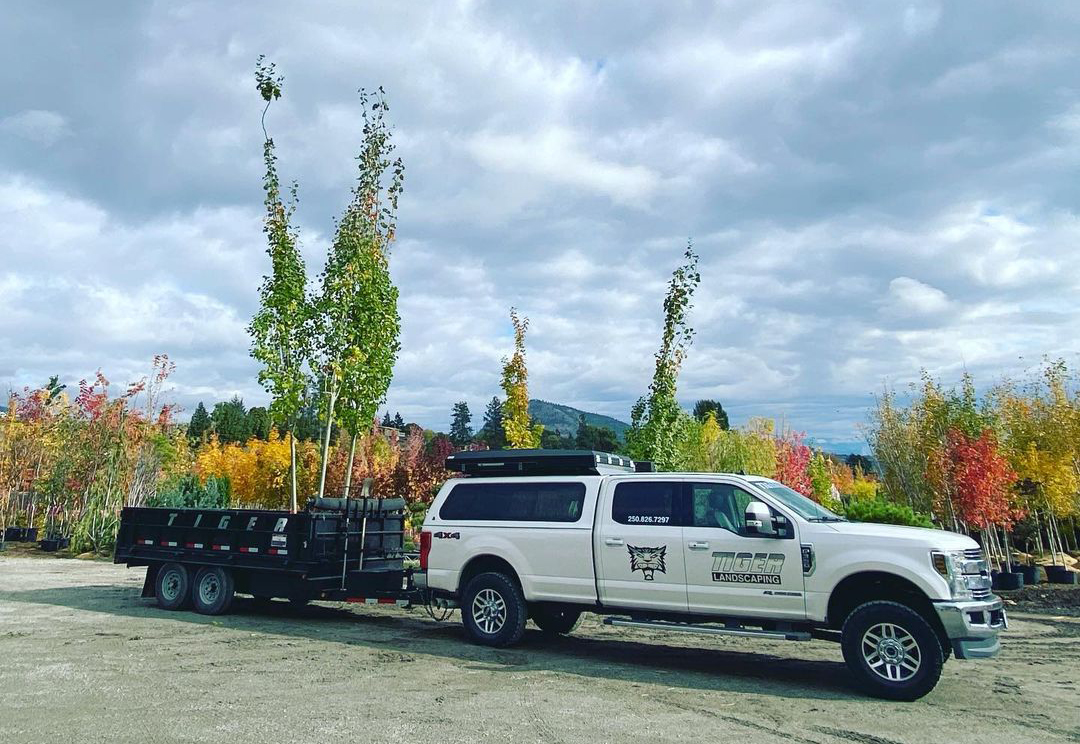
(682, 480), (805, 619)
(595, 479), (687, 612)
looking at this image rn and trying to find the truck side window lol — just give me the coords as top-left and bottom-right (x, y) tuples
(612, 481), (680, 526)
(439, 482), (586, 522)
(689, 483), (755, 535)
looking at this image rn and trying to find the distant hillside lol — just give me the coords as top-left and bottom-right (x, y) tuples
(528, 399), (630, 441)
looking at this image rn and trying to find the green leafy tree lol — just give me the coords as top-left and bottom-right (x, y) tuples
(187, 402), (211, 444)
(248, 57), (312, 512)
(693, 399), (729, 429)
(808, 451), (839, 510)
(478, 396), (506, 449)
(625, 241), (700, 470)
(449, 401), (473, 445)
(312, 86), (404, 499)
(575, 414), (620, 452)
(247, 406), (272, 441)
(211, 396), (251, 444)
(500, 309), (543, 449)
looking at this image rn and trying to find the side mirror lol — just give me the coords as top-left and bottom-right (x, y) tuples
(744, 501), (776, 536)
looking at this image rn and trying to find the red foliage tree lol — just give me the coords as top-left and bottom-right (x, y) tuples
(946, 428), (1021, 529)
(774, 430), (813, 497)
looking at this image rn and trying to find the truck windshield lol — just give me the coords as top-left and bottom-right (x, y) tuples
(754, 482), (846, 522)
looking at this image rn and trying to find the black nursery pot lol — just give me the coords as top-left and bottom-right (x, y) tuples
(1018, 565), (1043, 585)
(1046, 565), (1079, 585)
(23, 527), (38, 542)
(993, 572), (1024, 591)
(39, 538), (59, 552)
(3, 527), (25, 542)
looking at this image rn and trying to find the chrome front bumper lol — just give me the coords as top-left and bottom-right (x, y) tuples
(933, 596), (1007, 660)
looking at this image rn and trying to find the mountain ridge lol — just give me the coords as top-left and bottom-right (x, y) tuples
(528, 399), (630, 441)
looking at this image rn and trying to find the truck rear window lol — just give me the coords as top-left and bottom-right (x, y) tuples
(439, 482), (587, 522)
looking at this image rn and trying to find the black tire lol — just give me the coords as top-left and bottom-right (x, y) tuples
(461, 572), (527, 648)
(155, 563), (192, 611)
(532, 604), (582, 635)
(191, 566), (235, 615)
(841, 601), (944, 701)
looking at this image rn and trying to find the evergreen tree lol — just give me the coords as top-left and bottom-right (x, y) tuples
(541, 428), (576, 449)
(381, 411), (393, 427)
(479, 396), (506, 449)
(575, 414), (620, 452)
(211, 396), (252, 444)
(449, 401), (473, 445)
(392, 412), (405, 429)
(247, 406), (272, 440)
(187, 402), (211, 443)
(693, 399), (729, 429)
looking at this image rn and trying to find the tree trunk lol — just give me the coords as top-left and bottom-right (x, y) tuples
(343, 431), (358, 498)
(289, 431), (298, 514)
(317, 377), (340, 499)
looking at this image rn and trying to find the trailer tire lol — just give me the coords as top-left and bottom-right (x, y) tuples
(155, 563), (192, 611)
(192, 566), (235, 615)
(841, 600), (943, 701)
(461, 572), (527, 648)
(532, 605), (582, 635)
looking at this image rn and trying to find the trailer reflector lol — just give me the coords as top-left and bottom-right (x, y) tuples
(159, 541), (178, 547)
(212, 544), (230, 551)
(184, 542), (204, 549)
(239, 547), (258, 553)
(139, 539), (154, 545)
(268, 548), (288, 555)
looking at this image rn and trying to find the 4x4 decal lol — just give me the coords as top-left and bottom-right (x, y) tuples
(627, 545), (667, 580)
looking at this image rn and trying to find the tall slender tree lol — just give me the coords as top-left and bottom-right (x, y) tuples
(500, 309), (543, 449)
(187, 402), (211, 444)
(248, 56), (311, 512)
(312, 87), (404, 499)
(479, 396), (505, 449)
(625, 241), (700, 470)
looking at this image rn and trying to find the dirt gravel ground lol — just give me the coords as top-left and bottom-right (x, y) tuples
(1, 554), (1078, 744)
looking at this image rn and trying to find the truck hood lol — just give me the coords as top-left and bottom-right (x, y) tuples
(820, 520), (977, 550)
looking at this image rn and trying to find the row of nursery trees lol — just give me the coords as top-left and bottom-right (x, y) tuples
(2, 59), (1077, 559)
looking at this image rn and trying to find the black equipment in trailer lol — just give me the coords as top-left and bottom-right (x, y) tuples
(114, 484), (421, 615)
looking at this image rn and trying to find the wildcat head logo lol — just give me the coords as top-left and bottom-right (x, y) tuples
(627, 545), (667, 580)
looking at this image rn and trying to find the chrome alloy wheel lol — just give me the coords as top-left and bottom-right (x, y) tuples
(198, 572), (221, 606)
(471, 588), (507, 635)
(160, 570), (182, 602)
(862, 622), (922, 682)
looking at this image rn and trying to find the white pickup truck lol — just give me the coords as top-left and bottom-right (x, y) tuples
(419, 449), (1005, 701)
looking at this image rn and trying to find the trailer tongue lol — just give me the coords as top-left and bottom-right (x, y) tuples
(114, 487), (421, 614)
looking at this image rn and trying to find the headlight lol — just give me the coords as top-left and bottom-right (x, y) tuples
(930, 549), (990, 600)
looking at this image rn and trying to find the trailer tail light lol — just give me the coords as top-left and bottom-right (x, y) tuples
(420, 530), (432, 571)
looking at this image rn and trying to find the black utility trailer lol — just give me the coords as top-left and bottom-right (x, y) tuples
(114, 492), (421, 615)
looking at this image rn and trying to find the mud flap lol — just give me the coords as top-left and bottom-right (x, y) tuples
(141, 564), (159, 598)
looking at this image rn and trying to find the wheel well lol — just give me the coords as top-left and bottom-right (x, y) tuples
(458, 554), (521, 596)
(828, 571), (945, 640)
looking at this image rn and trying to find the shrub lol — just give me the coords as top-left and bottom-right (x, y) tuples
(148, 474), (231, 509)
(843, 497), (934, 528)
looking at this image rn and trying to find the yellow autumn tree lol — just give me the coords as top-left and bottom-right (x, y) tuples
(500, 308), (542, 449)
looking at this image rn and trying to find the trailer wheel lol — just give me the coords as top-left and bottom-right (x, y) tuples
(532, 604), (582, 636)
(461, 572), (527, 648)
(192, 566), (235, 615)
(155, 563), (192, 611)
(841, 600), (944, 701)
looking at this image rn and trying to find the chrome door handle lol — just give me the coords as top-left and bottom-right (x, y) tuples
(604, 538), (624, 546)
(687, 541), (710, 550)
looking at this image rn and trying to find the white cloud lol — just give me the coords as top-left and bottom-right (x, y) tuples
(884, 277), (951, 315)
(0, 109), (70, 146)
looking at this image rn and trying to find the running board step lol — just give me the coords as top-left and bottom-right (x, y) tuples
(603, 617), (811, 641)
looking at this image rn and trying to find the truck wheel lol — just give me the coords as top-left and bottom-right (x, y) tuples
(461, 572), (527, 647)
(532, 605), (582, 635)
(192, 566), (235, 615)
(841, 601), (943, 701)
(155, 563), (192, 611)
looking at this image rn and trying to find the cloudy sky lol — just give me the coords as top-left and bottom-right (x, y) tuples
(2, 2), (1079, 451)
